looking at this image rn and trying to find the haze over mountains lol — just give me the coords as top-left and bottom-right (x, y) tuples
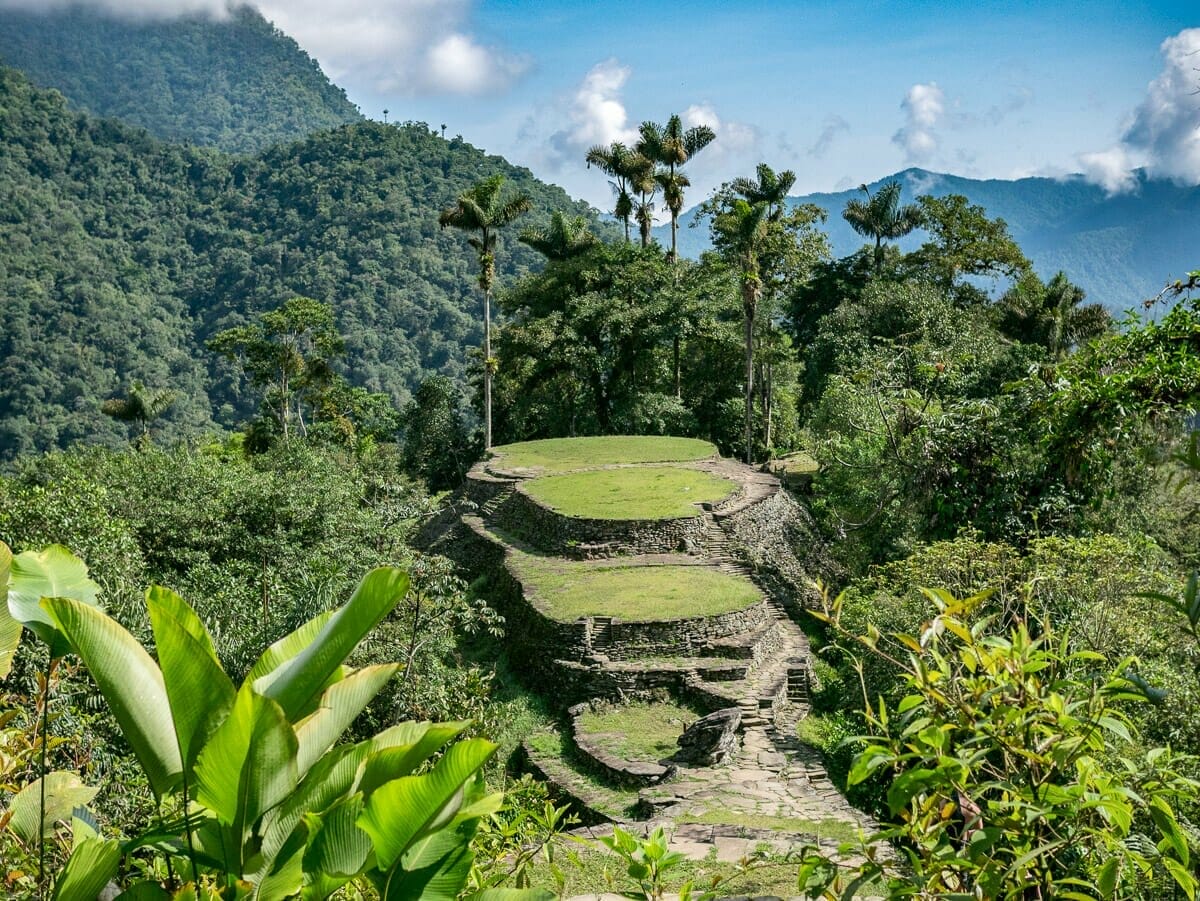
(662, 168), (1199, 309)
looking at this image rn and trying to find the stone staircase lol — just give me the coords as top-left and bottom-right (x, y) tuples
(478, 485), (515, 519)
(700, 511), (752, 576)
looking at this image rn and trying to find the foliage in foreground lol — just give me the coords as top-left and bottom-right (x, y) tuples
(0, 543), (549, 899)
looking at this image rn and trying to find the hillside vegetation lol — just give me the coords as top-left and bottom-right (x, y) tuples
(0, 65), (605, 459)
(664, 167), (1200, 307)
(0, 4), (362, 153)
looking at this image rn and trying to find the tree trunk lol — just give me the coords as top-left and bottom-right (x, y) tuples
(743, 294), (755, 465)
(671, 214), (678, 260)
(483, 286), (493, 450)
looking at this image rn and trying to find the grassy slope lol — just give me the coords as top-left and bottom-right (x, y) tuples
(513, 554), (761, 621)
(491, 435), (716, 472)
(524, 466), (734, 519)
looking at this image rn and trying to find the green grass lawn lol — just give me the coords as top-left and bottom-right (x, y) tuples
(576, 701), (698, 762)
(523, 465), (735, 519)
(514, 556), (762, 621)
(490, 435), (716, 472)
(678, 809), (861, 843)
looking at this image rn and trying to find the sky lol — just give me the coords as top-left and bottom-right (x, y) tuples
(6, 0), (1198, 210)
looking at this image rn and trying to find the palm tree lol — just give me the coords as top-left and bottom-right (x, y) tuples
(518, 211), (597, 261)
(713, 198), (770, 463)
(101, 382), (176, 445)
(585, 142), (643, 243)
(731, 163), (796, 219)
(998, 271), (1112, 360)
(439, 175), (532, 450)
(842, 180), (924, 272)
(647, 114), (716, 260)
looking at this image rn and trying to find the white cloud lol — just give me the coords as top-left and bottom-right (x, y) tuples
(1079, 27), (1200, 192)
(892, 82), (945, 165)
(808, 114), (850, 158)
(553, 58), (639, 154)
(0, 0), (529, 96)
(1078, 146), (1140, 194)
(0, 0), (228, 17)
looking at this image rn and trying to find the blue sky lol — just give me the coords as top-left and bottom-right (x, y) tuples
(23, 0), (1197, 208)
(319, 0), (1199, 208)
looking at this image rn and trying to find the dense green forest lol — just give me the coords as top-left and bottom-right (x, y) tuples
(3, 17), (1200, 894)
(0, 65), (606, 460)
(664, 167), (1200, 308)
(0, 5), (362, 153)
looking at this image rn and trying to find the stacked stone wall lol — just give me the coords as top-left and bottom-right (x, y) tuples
(490, 486), (708, 558)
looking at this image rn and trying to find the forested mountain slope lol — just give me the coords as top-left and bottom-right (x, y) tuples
(0, 4), (362, 153)
(0, 66), (604, 459)
(667, 168), (1199, 308)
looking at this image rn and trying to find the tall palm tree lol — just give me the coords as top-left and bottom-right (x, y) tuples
(713, 198), (770, 463)
(101, 382), (176, 445)
(842, 180), (924, 272)
(518, 211), (597, 261)
(439, 175), (532, 450)
(647, 114), (716, 259)
(731, 163), (796, 219)
(585, 142), (643, 243)
(998, 271), (1112, 360)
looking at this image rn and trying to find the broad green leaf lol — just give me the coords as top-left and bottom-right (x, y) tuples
(294, 664), (400, 777)
(248, 608), (337, 684)
(1149, 796), (1189, 867)
(1096, 857), (1120, 897)
(300, 794), (372, 900)
(6, 771), (99, 841)
(0, 542), (18, 680)
(377, 821), (478, 901)
(51, 825), (120, 901)
(10, 545), (100, 656)
(254, 842), (305, 901)
(42, 596), (181, 798)
(1163, 856), (1198, 901)
(358, 737), (496, 870)
(356, 721), (470, 800)
(193, 684), (298, 853)
(146, 586), (236, 769)
(259, 567), (409, 720)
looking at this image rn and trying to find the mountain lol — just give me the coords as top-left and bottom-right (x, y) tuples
(0, 4), (362, 154)
(0, 65), (607, 459)
(664, 168), (1199, 308)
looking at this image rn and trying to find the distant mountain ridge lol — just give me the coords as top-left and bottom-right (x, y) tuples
(664, 168), (1199, 309)
(0, 4), (362, 153)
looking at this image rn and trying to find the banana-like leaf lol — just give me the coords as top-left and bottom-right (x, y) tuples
(300, 794), (373, 900)
(358, 737), (496, 871)
(51, 819), (120, 901)
(294, 663), (400, 777)
(376, 820), (478, 901)
(10, 545), (101, 657)
(356, 721), (470, 800)
(247, 609), (336, 685)
(0, 541), (19, 680)
(192, 684), (298, 859)
(258, 567), (409, 720)
(6, 770), (99, 841)
(146, 586), (236, 768)
(253, 841), (305, 901)
(42, 597), (182, 798)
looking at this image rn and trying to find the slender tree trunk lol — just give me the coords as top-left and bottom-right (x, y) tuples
(483, 286), (493, 450)
(671, 213), (678, 260)
(744, 297), (755, 465)
(624, 216), (630, 243)
(765, 354), (774, 452)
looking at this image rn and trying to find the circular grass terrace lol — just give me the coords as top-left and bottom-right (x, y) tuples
(575, 700), (698, 763)
(523, 466), (736, 520)
(512, 555), (762, 622)
(490, 435), (716, 473)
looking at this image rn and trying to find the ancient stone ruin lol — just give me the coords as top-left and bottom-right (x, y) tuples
(418, 437), (873, 857)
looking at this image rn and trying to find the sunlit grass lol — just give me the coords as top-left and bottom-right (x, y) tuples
(523, 465), (735, 519)
(490, 435), (716, 472)
(576, 701), (697, 762)
(513, 555), (761, 621)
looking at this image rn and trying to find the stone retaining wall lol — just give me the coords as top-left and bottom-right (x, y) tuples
(487, 481), (710, 558)
(568, 702), (674, 788)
